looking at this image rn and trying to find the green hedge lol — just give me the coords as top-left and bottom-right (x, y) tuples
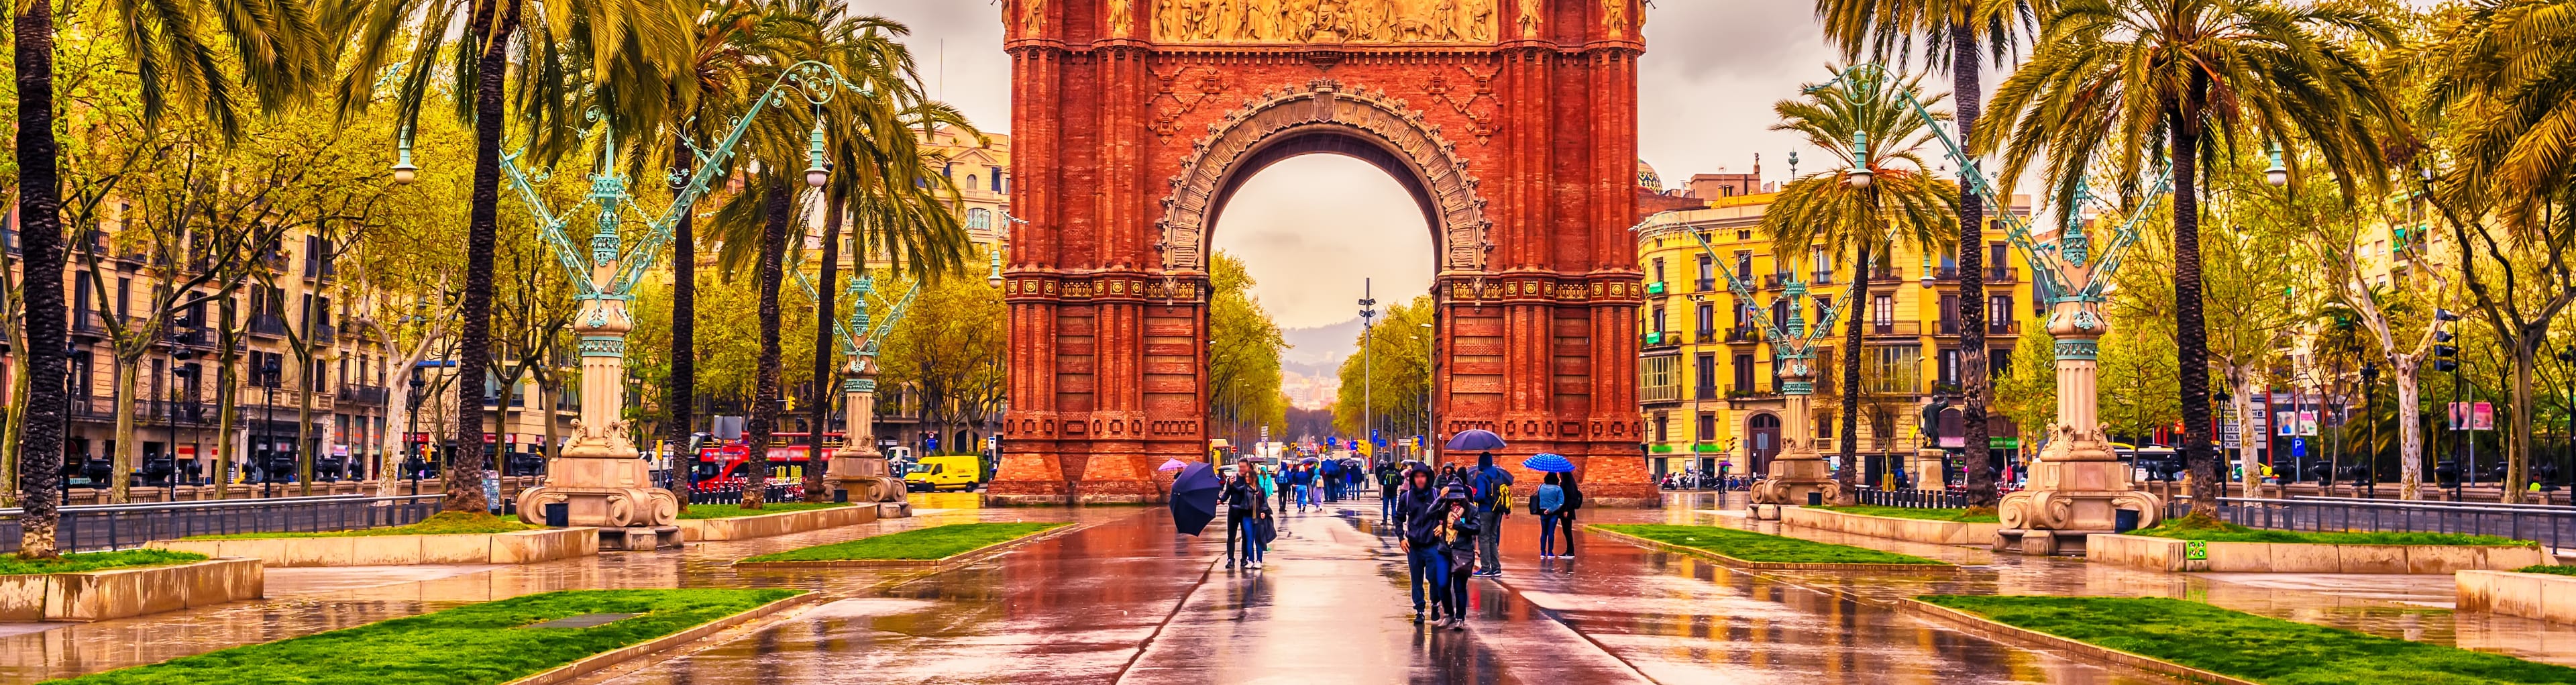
(741, 522), (1068, 562)
(0, 549), (206, 576)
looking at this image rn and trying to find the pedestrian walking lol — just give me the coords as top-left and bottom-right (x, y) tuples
(1377, 461), (1401, 521)
(1534, 472), (1566, 559)
(1556, 469), (1581, 558)
(1218, 460), (1270, 569)
(1395, 468), (1444, 624)
(1439, 482), (1479, 629)
(1466, 452), (1513, 577)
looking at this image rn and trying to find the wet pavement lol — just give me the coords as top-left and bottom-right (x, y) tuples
(10, 490), (2576, 683)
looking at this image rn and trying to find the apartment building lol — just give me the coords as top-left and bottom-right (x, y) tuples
(1634, 191), (2040, 484)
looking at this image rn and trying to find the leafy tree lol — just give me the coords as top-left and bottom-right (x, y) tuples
(1992, 313), (2058, 452)
(1974, 0), (2402, 516)
(1335, 294), (1433, 450)
(13, 0), (334, 558)
(1760, 67), (1960, 504)
(1205, 252), (1287, 447)
(1815, 0), (2050, 508)
(873, 260), (1007, 456)
(2411, 0), (2576, 502)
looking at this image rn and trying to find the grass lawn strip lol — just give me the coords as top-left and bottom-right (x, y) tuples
(1813, 505), (2000, 523)
(50, 589), (802, 685)
(1589, 524), (1951, 568)
(1919, 595), (2576, 685)
(182, 511), (539, 539)
(676, 503), (854, 520)
(2517, 564), (2576, 576)
(2133, 517), (2532, 547)
(739, 522), (1071, 565)
(0, 549), (207, 576)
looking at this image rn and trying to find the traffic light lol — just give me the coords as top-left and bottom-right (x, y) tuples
(2432, 310), (2461, 372)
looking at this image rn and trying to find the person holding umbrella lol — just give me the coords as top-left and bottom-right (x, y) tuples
(1521, 453), (1578, 560)
(1218, 460), (1271, 569)
(1395, 466), (1444, 623)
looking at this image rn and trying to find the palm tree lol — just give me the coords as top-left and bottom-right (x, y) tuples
(11, 0), (331, 558)
(797, 10), (977, 501)
(1971, 0), (2399, 517)
(1814, 0), (2048, 507)
(1761, 69), (1960, 505)
(659, 0), (769, 508)
(340, 0), (686, 514)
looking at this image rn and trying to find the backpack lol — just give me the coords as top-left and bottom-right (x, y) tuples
(1493, 480), (1513, 516)
(1564, 482), (1584, 511)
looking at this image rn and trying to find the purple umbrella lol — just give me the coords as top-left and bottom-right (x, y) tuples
(1158, 459), (1188, 472)
(1445, 429), (1506, 452)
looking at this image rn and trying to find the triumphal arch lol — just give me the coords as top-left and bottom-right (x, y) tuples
(986, 0), (1655, 505)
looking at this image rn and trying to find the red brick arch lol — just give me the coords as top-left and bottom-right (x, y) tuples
(987, 0), (1656, 505)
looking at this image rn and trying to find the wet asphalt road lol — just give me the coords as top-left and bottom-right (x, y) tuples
(567, 498), (2166, 685)
(15, 492), (2569, 684)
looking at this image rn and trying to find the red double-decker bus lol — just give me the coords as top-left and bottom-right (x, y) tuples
(687, 432), (844, 492)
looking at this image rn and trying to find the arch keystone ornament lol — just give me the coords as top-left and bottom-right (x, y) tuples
(989, 0), (1656, 506)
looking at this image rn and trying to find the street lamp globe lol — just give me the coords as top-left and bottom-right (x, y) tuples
(392, 161), (419, 185)
(1844, 166), (1873, 189)
(2264, 144), (2290, 187)
(806, 165), (828, 189)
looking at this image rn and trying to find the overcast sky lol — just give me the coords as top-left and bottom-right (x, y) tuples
(850, 1), (1849, 329)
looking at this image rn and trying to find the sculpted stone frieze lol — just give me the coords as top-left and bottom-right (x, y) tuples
(1157, 79), (1491, 273)
(1154, 0), (1497, 44)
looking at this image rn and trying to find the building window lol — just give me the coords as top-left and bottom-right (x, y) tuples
(1640, 355), (1680, 403)
(965, 174), (978, 190)
(1652, 258), (1666, 284)
(1868, 345), (1922, 395)
(1733, 354), (1754, 394)
(989, 166), (1004, 193)
(1697, 413), (1718, 442)
(1697, 254), (1713, 291)
(1694, 353), (1717, 400)
(1733, 250), (1752, 281)
(1695, 302), (1715, 336)
(1937, 348), (1959, 388)
(1652, 306), (1667, 335)
(967, 207), (991, 231)
(1655, 413), (1671, 442)
(1872, 295), (1894, 325)
(1988, 295), (2012, 325)
(1992, 348), (2013, 378)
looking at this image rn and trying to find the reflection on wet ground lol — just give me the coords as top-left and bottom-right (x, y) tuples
(9, 492), (2576, 683)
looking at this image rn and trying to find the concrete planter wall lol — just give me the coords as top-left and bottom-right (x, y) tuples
(676, 505), (877, 542)
(0, 558), (262, 622)
(2457, 570), (2576, 623)
(1779, 507), (2002, 546)
(2088, 533), (2550, 573)
(148, 527), (598, 567)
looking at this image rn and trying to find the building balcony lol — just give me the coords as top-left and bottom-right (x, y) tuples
(1988, 319), (2020, 335)
(1696, 277), (1717, 292)
(1727, 327), (1764, 344)
(1987, 266), (2019, 283)
(1866, 320), (1921, 337)
(248, 314), (288, 338)
(339, 385), (389, 407)
(1693, 385), (1719, 401)
(1931, 266), (1960, 282)
(1810, 270), (1836, 285)
(1763, 273), (1786, 290)
(313, 321), (337, 342)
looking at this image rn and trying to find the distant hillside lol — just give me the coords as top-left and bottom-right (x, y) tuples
(1281, 316), (1363, 373)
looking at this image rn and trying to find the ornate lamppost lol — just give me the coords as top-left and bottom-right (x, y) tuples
(392, 62), (853, 543)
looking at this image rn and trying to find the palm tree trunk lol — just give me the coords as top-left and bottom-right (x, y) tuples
(448, 0), (522, 515)
(2171, 95), (2219, 517)
(1952, 26), (1994, 507)
(664, 136), (696, 511)
(1837, 243), (1869, 505)
(213, 298), (241, 499)
(742, 182), (790, 510)
(804, 200), (843, 503)
(15, 0), (70, 558)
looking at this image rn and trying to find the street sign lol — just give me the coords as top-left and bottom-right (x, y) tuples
(2218, 404), (2241, 450)
(2298, 410), (2319, 437)
(2292, 437), (2307, 458)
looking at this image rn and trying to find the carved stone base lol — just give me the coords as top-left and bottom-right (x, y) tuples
(1749, 454), (1837, 519)
(600, 525), (683, 551)
(516, 484), (682, 529)
(826, 452), (906, 504)
(1992, 439), (2164, 556)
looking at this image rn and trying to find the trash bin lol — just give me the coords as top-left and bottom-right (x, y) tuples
(543, 502), (569, 527)
(1807, 492), (1823, 507)
(2114, 509), (2141, 533)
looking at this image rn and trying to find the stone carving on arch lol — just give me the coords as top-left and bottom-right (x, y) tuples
(1155, 78), (1493, 273)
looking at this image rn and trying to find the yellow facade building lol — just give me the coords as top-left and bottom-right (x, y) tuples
(1634, 191), (2040, 482)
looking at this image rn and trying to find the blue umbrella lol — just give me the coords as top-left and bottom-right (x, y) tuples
(1168, 463), (1224, 536)
(1445, 429), (1506, 452)
(1522, 453), (1576, 473)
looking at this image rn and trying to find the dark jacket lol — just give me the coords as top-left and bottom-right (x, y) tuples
(1395, 482), (1444, 546)
(1220, 478), (1267, 516)
(1469, 453), (1515, 514)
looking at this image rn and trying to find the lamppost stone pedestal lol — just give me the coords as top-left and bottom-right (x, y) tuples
(828, 363), (910, 517)
(1750, 369), (1839, 519)
(514, 286), (682, 550)
(1992, 302), (2164, 556)
(1910, 448), (1948, 488)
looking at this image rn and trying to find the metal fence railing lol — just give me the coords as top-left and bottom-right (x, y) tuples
(686, 482), (803, 506)
(0, 494), (444, 554)
(2166, 496), (2576, 550)
(1851, 486), (1970, 509)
